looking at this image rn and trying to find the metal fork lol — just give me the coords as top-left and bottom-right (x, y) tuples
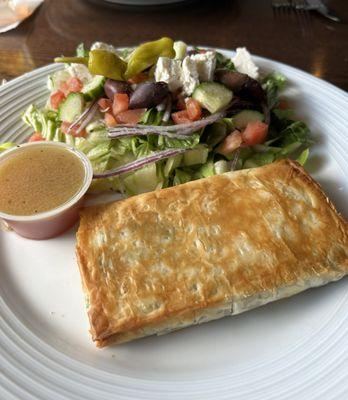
(272, 0), (341, 22)
(292, 0), (313, 35)
(305, 0), (340, 22)
(272, 0), (312, 37)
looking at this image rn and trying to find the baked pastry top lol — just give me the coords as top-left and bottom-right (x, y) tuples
(76, 159), (348, 347)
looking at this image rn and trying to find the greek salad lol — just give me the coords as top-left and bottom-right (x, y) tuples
(19, 37), (311, 195)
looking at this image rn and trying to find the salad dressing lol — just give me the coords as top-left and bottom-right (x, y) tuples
(0, 146), (85, 216)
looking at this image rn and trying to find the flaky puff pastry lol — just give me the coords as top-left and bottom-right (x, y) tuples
(76, 159), (348, 347)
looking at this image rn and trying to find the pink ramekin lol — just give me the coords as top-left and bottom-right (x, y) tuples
(0, 141), (93, 240)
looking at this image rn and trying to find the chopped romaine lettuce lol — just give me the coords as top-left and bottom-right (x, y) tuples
(297, 148), (309, 166)
(195, 160), (215, 178)
(216, 52), (235, 71)
(262, 72), (286, 110)
(140, 108), (164, 126)
(173, 169), (192, 186)
(0, 142), (17, 153)
(123, 163), (160, 195)
(164, 155), (183, 177)
(76, 43), (89, 58)
(273, 108), (294, 120)
(278, 121), (311, 146)
(22, 105), (59, 141)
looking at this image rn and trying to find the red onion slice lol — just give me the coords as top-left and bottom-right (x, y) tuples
(107, 111), (225, 138)
(93, 148), (188, 179)
(68, 101), (99, 134)
(231, 148), (240, 171)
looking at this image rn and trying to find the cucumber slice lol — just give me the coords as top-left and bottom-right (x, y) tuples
(58, 93), (85, 123)
(233, 110), (264, 129)
(192, 82), (233, 113)
(81, 75), (105, 100)
(182, 145), (209, 166)
(123, 164), (159, 195)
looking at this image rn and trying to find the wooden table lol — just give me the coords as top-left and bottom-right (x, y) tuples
(0, 0), (347, 90)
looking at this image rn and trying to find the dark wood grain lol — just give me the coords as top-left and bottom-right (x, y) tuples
(0, 0), (347, 90)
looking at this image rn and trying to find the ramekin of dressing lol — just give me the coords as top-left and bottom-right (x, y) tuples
(0, 141), (93, 239)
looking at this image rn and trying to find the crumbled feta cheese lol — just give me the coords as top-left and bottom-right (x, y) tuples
(66, 63), (93, 84)
(232, 47), (259, 79)
(91, 41), (118, 55)
(188, 51), (216, 81)
(155, 57), (182, 92)
(181, 57), (200, 95)
(154, 51), (217, 95)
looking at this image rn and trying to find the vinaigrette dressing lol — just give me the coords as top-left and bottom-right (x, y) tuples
(0, 146), (85, 216)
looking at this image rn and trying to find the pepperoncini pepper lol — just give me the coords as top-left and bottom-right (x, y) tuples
(54, 50), (127, 80)
(124, 37), (175, 80)
(88, 50), (127, 80)
(54, 56), (89, 66)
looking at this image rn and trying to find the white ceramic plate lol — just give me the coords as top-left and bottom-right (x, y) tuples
(0, 49), (348, 400)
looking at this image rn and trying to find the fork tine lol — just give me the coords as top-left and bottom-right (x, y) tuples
(272, 0), (292, 22)
(293, 0), (307, 36)
(293, 0), (313, 37)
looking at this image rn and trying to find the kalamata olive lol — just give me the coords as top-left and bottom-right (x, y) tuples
(227, 96), (254, 111)
(215, 70), (250, 92)
(129, 82), (169, 109)
(104, 79), (131, 100)
(215, 69), (266, 103)
(239, 78), (265, 103)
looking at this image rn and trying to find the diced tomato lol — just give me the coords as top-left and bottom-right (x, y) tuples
(242, 121), (268, 146)
(115, 109), (146, 125)
(67, 77), (83, 93)
(98, 98), (113, 113)
(60, 121), (71, 134)
(186, 98), (202, 121)
(60, 121), (86, 137)
(104, 112), (118, 127)
(128, 72), (148, 84)
(176, 96), (186, 110)
(113, 93), (129, 115)
(171, 110), (191, 125)
(59, 81), (70, 96)
(28, 132), (44, 142)
(199, 49), (207, 54)
(50, 90), (65, 110)
(217, 131), (243, 156)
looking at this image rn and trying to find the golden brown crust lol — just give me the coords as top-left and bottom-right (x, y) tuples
(76, 159), (348, 347)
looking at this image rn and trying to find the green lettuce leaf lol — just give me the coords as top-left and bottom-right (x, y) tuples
(216, 52), (236, 71)
(262, 72), (286, 110)
(194, 160), (215, 178)
(139, 108), (164, 126)
(173, 169), (192, 185)
(297, 148), (309, 165)
(0, 142), (17, 153)
(76, 43), (89, 58)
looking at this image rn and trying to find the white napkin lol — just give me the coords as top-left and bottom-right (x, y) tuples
(0, 0), (44, 33)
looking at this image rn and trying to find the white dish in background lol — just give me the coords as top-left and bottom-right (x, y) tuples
(0, 49), (348, 400)
(95, 0), (188, 6)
